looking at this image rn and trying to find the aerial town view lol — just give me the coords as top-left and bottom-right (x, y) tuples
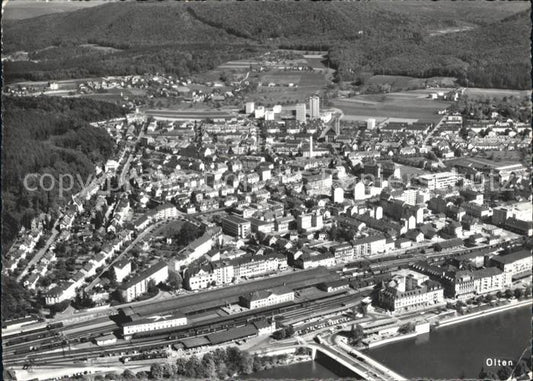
(1, 1), (531, 380)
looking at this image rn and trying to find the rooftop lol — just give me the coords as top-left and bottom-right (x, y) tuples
(490, 249), (531, 265)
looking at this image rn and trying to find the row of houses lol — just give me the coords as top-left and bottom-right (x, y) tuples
(184, 253), (288, 291)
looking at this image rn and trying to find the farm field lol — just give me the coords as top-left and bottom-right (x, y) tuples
(364, 75), (457, 92)
(303, 55), (329, 71)
(144, 109), (234, 121)
(3, 0), (110, 20)
(332, 91), (451, 124)
(245, 70), (326, 104)
(463, 88), (530, 99)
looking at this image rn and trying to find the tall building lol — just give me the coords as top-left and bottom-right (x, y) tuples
(332, 187), (344, 203)
(245, 102), (255, 114)
(309, 95), (320, 119)
(295, 103), (306, 122)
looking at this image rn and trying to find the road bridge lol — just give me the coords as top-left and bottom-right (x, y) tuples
(252, 339), (406, 380)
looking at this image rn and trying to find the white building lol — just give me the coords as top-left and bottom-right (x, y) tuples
(245, 102), (255, 114)
(123, 311), (187, 336)
(353, 181), (366, 200)
(378, 269), (444, 312)
(113, 259), (132, 283)
(309, 95), (320, 119)
(295, 103), (306, 122)
(254, 106), (265, 119)
(490, 250), (532, 287)
(418, 172), (459, 190)
(240, 286), (294, 309)
(120, 262), (169, 302)
(333, 187), (344, 203)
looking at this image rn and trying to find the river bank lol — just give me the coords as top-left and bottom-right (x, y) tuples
(365, 304), (531, 379)
(359, 298), (532, 350)
(437, 298), (532, 328)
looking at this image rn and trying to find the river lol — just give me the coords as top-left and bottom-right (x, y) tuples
(365, 305), (531, 379)
(243, 355), (357, 379)
(246, 305), (530, 379)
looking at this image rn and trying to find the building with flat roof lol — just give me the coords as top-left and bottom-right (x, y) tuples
(122, 311), (187, 337)
(418, 172), (459, 190)
(411, 261), (505, 299)
(120, 261), (168, 303)
(207, 324), (258, 345)
(309, 95), (320, 119)
(295, 103), (306, 122)
(240, 286), (294, 309)
(95, 334), (117, 346)
(113, 259), (131, 283)
(490, 250), (532, 286)
(221, 215), (251, 238)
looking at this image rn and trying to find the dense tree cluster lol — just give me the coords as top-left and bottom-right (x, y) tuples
(1, 276), (39, 320)
(2, 97), (124, 251)
(3, 2), (530, 88)
(5, 44), (263, 82)
(142, 347), (288, 379)
(449, 95), (531, 123)
(479, 359), (531, 380)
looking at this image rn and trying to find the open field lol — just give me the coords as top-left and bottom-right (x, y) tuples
(261, 73), (302, 85)
(79, 43), (122, 54)
(333, 91), (450, 123)
(145, 109), (234, 121)
(244, 70), (326, 104)
(463, 88), (530, 99)
(303, 55), (329, 71)
(3, 0), (111, 20)
(364, 75), (457, 92)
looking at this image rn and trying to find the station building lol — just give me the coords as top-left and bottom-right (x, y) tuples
(121, 307), (187, 337)
(239, 286), (294, 309)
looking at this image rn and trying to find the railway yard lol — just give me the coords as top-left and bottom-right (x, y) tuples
(2, 237), (524, 370)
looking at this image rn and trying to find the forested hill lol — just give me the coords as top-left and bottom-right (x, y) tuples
(2, 97), (124, 250)
(2, 1), (531, 89)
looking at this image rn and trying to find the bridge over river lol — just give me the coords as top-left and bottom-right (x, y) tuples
(252, 338), (406, 380)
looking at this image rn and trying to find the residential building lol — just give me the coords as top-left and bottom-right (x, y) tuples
(295, 103), (306, 122)
(490, 250), (532, 286)
(309, 95), (320, 119)
(120, 262), (169, 302)
(113, 259), (131, 283)
(221, 215), (251, 238)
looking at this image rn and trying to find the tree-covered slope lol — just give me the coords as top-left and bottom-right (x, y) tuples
(1, 97), (124, 249)
(2, 1), (530, 88)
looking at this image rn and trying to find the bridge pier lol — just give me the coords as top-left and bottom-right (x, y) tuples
(310, 347), (317, 360)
